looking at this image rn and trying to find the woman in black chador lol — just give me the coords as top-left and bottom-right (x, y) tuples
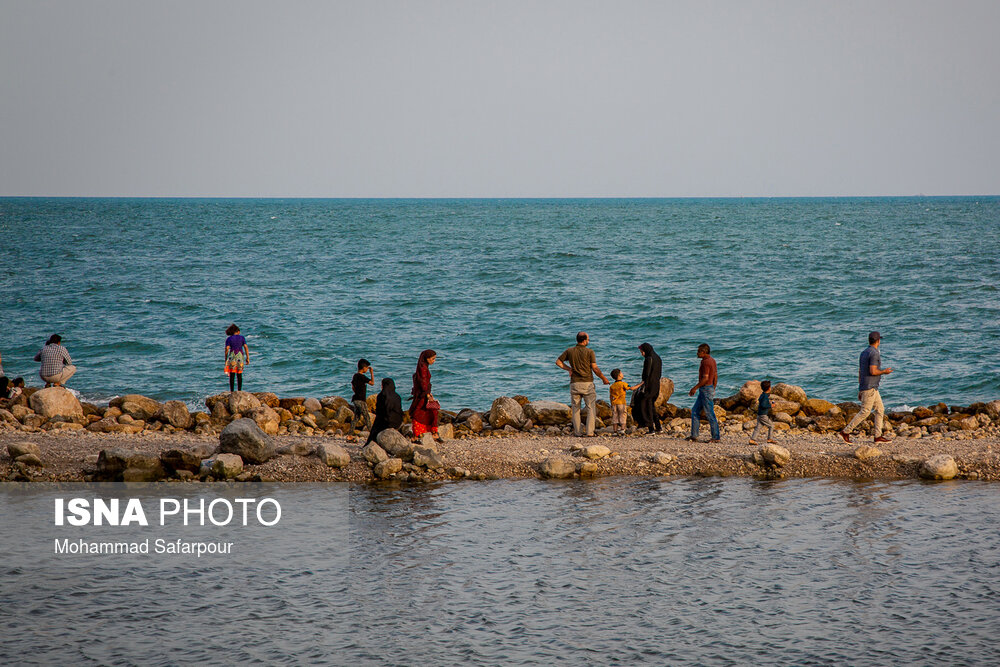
(632, 342), (662, 434)
(366, 378), (404, 445)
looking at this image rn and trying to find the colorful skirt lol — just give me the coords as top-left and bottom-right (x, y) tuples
(225, 351), (246, 375)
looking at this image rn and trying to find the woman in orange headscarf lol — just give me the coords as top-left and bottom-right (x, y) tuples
(409, 349), (440, 442)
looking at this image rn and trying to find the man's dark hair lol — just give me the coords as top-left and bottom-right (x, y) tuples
(760, 380), (771, 391)
(698, 343), (710, 354)
(46, 334), (61, 345)
(611, 368), (622, 379)
(12, 377), (24, 387)
(576, 332), (588, 344)
(226, 324), (240, 336)
(357, 358), (370, 370)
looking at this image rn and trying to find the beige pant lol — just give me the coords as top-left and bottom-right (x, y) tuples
(570, 381), (597, 436)
(844, 388), (884, 438)
(41, 364), (76, 386)
(612, 404), (627, 431)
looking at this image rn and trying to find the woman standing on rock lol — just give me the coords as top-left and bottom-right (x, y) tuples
(631, 342), (662, 434)
(409, 349), (441, 442)
(224, 324), (250, 392)
(366, 377), (404, 445)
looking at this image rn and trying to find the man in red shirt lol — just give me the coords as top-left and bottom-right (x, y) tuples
(687, 343), (720, 442)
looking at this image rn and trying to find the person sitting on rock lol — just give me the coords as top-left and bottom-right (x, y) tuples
(34, 334), (76, 387)
(224, 324), (250, 392)
(367, 377), (404, 445)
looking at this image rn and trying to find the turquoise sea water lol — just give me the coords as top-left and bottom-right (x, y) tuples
(1, 197), (998, 410)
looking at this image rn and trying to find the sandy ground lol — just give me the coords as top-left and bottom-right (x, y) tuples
(2, 428), (999, 483)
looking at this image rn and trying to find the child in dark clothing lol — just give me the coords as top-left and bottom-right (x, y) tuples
(750, 380), (776, 445)
(351, 358), (375, 432)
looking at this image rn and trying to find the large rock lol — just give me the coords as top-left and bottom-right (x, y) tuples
(204, 393), (231, 411)
(853, 445), (882, 461)
(212, 453), (244, 479)
(540, 457), (576, 479)
(919, 455), (958, 481)
(652, 452), (676, 465)
(116, 395), (161, 421)
(771, 383), (808, 405)
(523, 401), (572, 426)
(582, 444), (611, 460)
(653, 378), (676, 414)
(489, 397), (526, 429)
(412, 446), (445, 470)
(86, 417), (127, 433)
(759, 444), (791, 467)
(160, 449), (204, 474)
(303, 397), (322, 413)
(770, 399), (801, 416)
(96, 448), (166, 482)
(361, 443), (389, 465)
(377, 429), (414, 459)
(736, 381), (762, 405)
(252, 392), (280, 408)
(156, 400), (192, 429)
(29, 387), (83, 419)
(813, 414), (847, 432)
(249, 405), (280, 435)
(374, 457), (403, 480)
(463, 413), (484, 432)
(802, 398), (835, 416)
(8, 441), (41, 459)
(984, 400), (1000, 420)
(316, 443), (350, 468)
(437, 423), (455, 441)
(228, 391), (262, 415)
(320, 395), (351, 412)
(218, 418), (276, 464)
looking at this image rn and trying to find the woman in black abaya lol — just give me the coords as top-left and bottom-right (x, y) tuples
(366, 377), (404, 445)
(632, 343), (662, 434)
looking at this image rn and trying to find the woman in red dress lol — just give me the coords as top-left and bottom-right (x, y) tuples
(409, 349), (440, 442)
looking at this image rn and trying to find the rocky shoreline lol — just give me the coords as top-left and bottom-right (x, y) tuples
(2, 381), (999, 483)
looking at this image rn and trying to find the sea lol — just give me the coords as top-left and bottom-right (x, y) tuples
(1, 197), (998, 412)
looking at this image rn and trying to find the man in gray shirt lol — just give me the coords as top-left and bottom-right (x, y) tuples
(556, 331), (610, 436)
(839, 331), (893, 444)
(34, 334), (76, 387)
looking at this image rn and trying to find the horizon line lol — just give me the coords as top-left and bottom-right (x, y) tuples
(1, 194), (998, 200)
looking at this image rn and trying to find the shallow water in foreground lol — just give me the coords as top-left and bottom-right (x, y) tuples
(2, 478), (998, 665)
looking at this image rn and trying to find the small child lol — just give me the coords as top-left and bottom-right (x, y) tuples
(750, 380), (776, 445)
(8, 377), (24, 401)
(609, 369), (632, 435)
(224, 324), (250, 392)
(351, 358), (375, 432)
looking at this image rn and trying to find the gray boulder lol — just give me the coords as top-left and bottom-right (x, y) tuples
(96, 448), (166, 482)
(316, 443), (350, 468)
(8, 441), (41, 459)
(489, 397), (526, 429)
(212, 453), (244, 479)
(29, 387), (83, 419)
(160, 449), (204, 474)
(227, 391), (262, 416)
(157, 400), (192, 429)
(523, 401), (571, 426)
(219, 418), (276, 464)
(919, 454), (958, 481)
(540, 457), (576, 479)
(374, 457), (403, 480)
(377, 429), (413, 459)
(759, 444), (791, 467)
(361, 443), (389, 465)
(412, 446), (445, 470)
(116, 394), (162, 421)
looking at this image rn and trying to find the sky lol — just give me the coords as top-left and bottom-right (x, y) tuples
(1, 0), (998, 197)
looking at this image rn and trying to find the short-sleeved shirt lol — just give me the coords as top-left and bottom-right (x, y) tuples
(558, 345), (596, 384)
(859, 345), (881, 391)
(699, 355), (718, 387)
(225, 334), (247, 354)
(757, 392), (771, 415)
(610, 380), (629, 405)
(352, 372), (370, 402)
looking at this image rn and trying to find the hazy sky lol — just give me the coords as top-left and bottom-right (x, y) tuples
(1, 0), (998, 197)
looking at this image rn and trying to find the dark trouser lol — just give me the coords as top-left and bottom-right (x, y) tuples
(640, 388), (661, 433)
(352, 399), (373, 431)
(229, 372), (243, 392)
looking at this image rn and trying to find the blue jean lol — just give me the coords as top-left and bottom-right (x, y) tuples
(691, 385), (720, 439)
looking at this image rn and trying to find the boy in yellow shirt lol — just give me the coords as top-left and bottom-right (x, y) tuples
(609, 369), (632, 435)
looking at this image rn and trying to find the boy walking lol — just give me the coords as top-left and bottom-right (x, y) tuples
(609, 369), (631, 435)
(351, 359), (375, 432)
(749, 380), (776, 445)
